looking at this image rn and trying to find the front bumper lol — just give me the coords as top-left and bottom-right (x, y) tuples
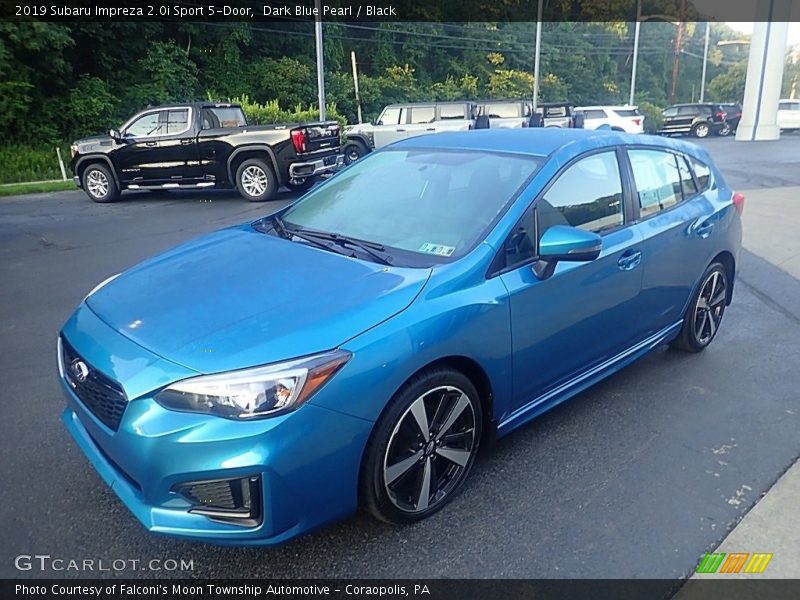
(289, 154), (344, 179)
(73, 175), (82, 189)
(59, 307), (373, 545)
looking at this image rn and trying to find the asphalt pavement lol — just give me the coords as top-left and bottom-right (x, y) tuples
(1, 135), (799, 580)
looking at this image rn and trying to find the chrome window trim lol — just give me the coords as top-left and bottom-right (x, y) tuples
(121, 107), (193, 138)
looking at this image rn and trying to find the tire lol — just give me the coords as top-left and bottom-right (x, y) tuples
(235, 158), (278, 202)
(81, 163), (120, 203)
(286, 176), (316, 193)
(718, 123), (732, 137)
(343, 140), (368, 165)
(671, 262), (729, 353)
(360, 367), (483, 525)
(692, 122), (711, 138)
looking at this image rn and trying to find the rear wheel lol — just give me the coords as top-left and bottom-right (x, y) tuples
(82, 163), (120, 203)
(361, 367), (482, 524)
(718, 122), (732, 136)
(235, 158), (277, 202)
(692, 122), (711, 138)
(671, 262), (728, 352)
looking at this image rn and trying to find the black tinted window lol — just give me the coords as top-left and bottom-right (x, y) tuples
(504, 204), (537, 267)
(584, 109), (607, 119)
(678, 156), (697, 197)
(202, 107), (246, 128)
(628, 149), (682, 217)
(539, 151), (624, 234)
(677, 106), (697, 116)
(663, 107), (678, 117)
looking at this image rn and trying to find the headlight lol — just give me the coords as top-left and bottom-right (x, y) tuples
(155, 350), (352, 419)
(86, 273), (121, 299)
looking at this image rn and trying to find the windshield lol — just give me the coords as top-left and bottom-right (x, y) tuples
(281, 149), (541, 262)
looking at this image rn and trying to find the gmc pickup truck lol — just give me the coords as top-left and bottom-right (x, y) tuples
(70, 102), (343, 203)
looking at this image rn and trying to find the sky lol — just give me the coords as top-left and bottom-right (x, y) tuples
(726, 22), (800, 48)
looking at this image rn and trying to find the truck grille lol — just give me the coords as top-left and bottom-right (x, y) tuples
(61, 337), (127, 431)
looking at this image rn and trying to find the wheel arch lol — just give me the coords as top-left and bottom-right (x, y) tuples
(227, 146), (282, 186)
(711, 250), (736, 304)
(75, 155), (120, 187)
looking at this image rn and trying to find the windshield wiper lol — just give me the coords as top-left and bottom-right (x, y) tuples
(269, 216), (356, 257)
(291, 228), (395, 266)
(269, 214), (291, 239)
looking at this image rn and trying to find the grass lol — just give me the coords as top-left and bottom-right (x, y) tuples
(0, 144), (71, 184)
(0, 180), (76, 197)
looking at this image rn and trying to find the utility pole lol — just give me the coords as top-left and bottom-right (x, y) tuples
(669, 0), (686, 103)
(533, 0), (543, 112)
(314, 0), (326, 121)
(629, 0), (642, 106)
(700, 21), (710, 102)
(351, 51), (363, 124)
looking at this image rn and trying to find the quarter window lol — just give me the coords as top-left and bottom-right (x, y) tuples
(584, 109), (607, 120)
(691, 158), (712, 191)
(538, 151), (624, 234)
(628, 149), (682, 217)
(165, 109), (189, 134)
(482, 103), (520, 119)
(439, 104), (466, 120)
(125, 112), (163, 137)
(677, 155), (697, 197)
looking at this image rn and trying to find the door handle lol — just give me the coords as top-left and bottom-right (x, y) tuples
(396, 128), (406, 132)
(618, 250), (642, 271)
(180, 139), (193, 145)
(690, 217), (714, 238)
(144, 141), (157, 147)
(426, 128), (436, 131)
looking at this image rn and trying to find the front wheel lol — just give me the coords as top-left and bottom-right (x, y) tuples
(343, 140), (368, 165)
(671, 262), (729, 352)
(692, 122), (711, 138)
(82, 163), (120, 203)
(360, 368), (482, 524)
(235, 158), (277, 202)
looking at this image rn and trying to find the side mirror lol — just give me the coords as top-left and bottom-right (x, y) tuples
(109, 129), (122, 141)
(533, 225), (602, 279)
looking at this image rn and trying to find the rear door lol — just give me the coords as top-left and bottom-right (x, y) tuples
(404, 105), (437, 139)
(624, 148), (718, 337)
(436, 103), (474, 131)
(154, 107), (204, 185)
(676, 105), (699, 131)
(499, 149), (645, 414)
(482, 102), (527, 128)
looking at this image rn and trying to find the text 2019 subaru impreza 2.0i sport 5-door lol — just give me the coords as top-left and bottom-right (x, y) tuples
(58, 129), (743, 545)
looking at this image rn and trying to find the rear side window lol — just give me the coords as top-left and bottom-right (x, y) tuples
(584, 109), (607, 119)
(483, 103), (521, 119)
(410, 106), (435, 124)
(202, 107), (246, 129)
(439, 104), (466, 120)
(691, 158), (712, 190)
(628, 149), (682, 217)
(614, 108), (640, 117)
(165, 109), (189, 134)
(538, 151), (624, 234)
(677, 106), (697, 116)
(663, 107), (678, 117)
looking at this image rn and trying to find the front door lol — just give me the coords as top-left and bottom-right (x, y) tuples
(499, 150), (645, 414)
(116, 110), (165, 185)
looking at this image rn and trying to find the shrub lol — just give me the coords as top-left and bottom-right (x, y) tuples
(0, 145), (70, 184)
(637, 101), (664, 134)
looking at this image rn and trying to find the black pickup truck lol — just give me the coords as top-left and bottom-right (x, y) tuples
(70, 102), (343, 203)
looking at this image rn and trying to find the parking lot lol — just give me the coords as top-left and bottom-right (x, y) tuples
(1, 134), (799, 580)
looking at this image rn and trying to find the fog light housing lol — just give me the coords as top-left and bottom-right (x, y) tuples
(173, 475), (262, 527)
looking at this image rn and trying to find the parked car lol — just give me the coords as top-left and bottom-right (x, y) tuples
(777, 98), (800, 132)
(59, 128), (742, 545)
(343, 101), (477, 164)
(476, 99), (532, 129)
(658, 103), (727, 138)
(717, 102), (742, 136)
(574, 105), (645, 134)
(70, 102), (342, 203)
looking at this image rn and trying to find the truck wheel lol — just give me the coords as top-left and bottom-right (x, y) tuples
(343, 140), (368, 165)
(286, 176), (316, 193)
(236, 158), (277, 202)
(82, 163), (120, 203)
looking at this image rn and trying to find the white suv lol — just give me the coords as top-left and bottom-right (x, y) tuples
(777, 99), (800, 132)
(575, 105), (645, 134)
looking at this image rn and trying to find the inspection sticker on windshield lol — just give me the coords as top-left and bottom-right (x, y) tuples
(419, 243), (455, 257)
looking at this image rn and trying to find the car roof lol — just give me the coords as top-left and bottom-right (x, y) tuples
(575, 105), (638, 110)
(138, 102), (241, 111)
(391, 128), (705, 159)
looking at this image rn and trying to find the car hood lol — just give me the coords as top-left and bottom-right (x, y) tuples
(86, 225), (431, 374)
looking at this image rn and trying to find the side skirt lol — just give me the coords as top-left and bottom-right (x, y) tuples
(497, 321), (683, 437)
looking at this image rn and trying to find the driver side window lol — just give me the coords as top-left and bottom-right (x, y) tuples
(125, 111), (164, 137)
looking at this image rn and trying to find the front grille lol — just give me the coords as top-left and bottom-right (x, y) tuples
(61, 337), (127, 431)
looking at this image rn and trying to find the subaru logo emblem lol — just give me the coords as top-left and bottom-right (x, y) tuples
(70, 359), (89, 383)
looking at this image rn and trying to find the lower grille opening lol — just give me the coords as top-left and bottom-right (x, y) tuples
(173, 475), (262, 527)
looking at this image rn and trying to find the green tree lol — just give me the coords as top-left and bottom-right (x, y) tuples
(66, 75), (117, 138)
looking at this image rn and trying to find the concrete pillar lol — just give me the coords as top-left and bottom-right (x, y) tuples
(736, 0), (791, 141)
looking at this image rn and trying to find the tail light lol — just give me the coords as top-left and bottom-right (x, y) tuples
(291, 129), (306, 153)
(632, 118), (642, 126)
(716, 111), (726, 120)
(732, 191), (745, 215)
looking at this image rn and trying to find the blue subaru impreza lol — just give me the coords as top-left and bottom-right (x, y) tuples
(59, 129), (742, 545)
